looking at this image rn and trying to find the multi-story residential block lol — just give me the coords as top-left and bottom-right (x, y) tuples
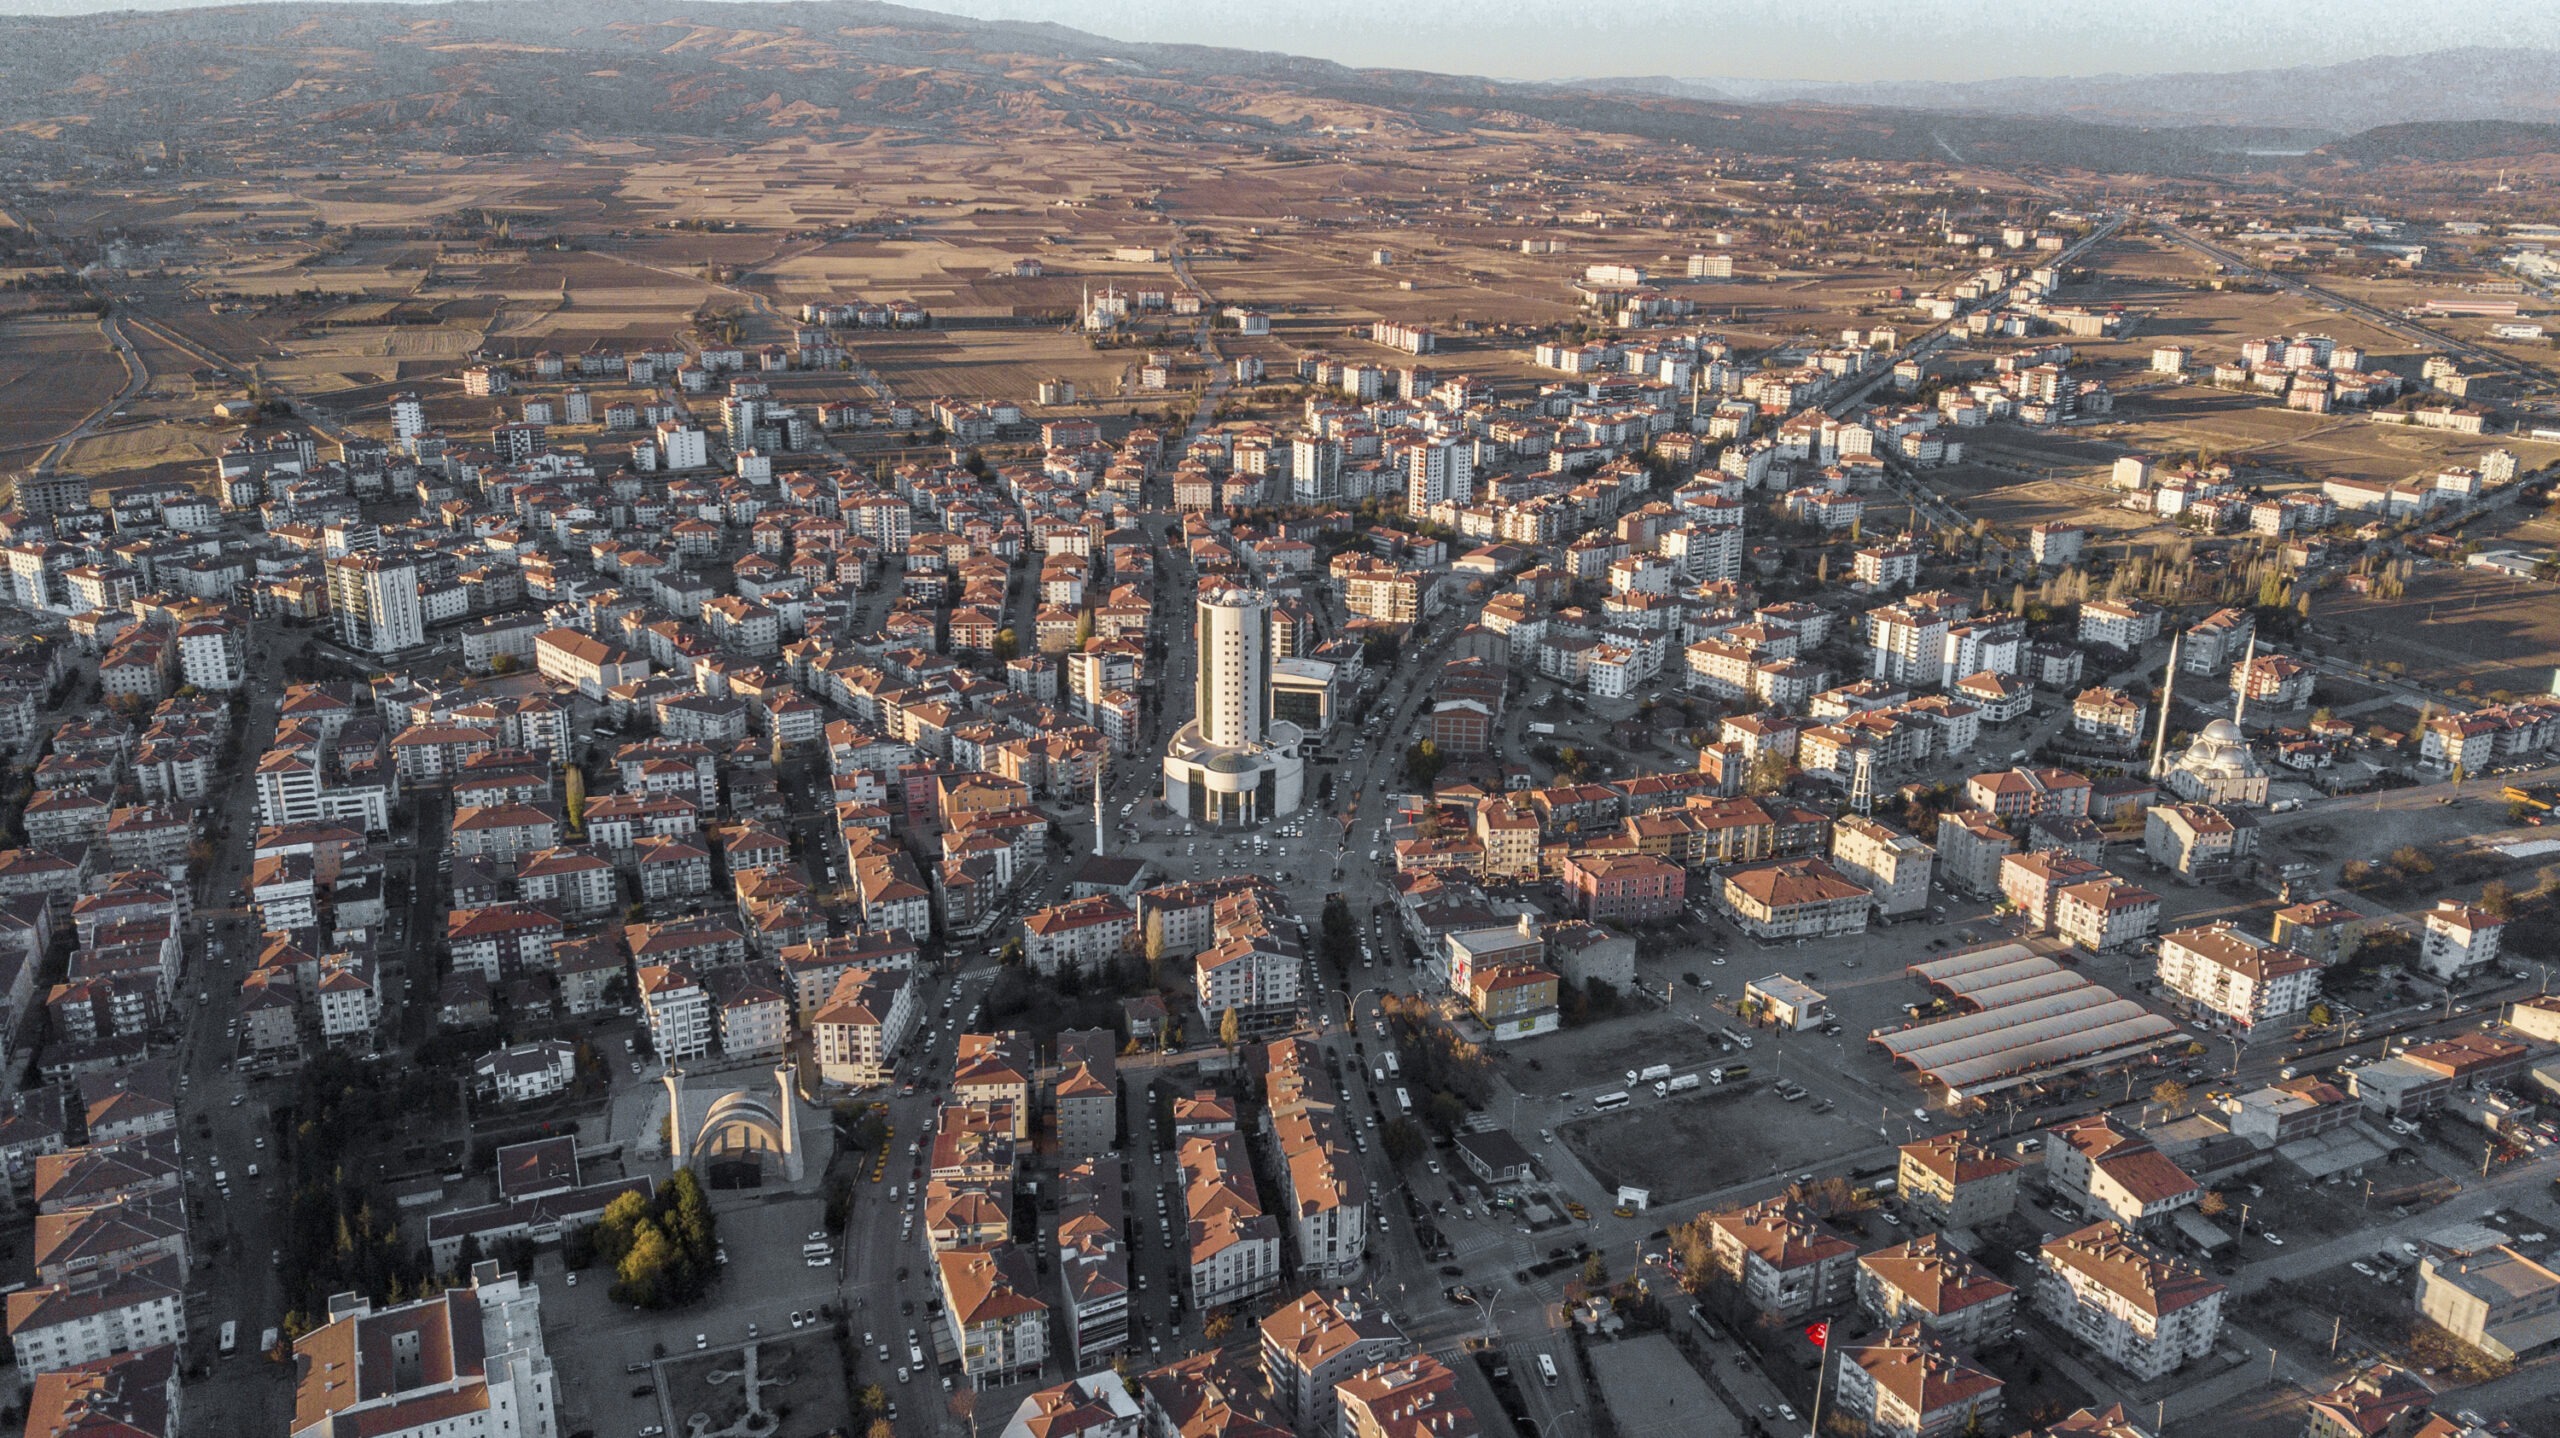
(2157, 924), (2319, 1034)
(1717, 857), (1871, 940)
(285, 1262), (557, 1438)
(2045, 1116), (2199, 1232)
(1260, 1289), (1408, 1437)
(1705, 1198), (1857, 1319)
(1857, 1235), (2016, 1347)
(938, 1243), (1049, 1389)
(2035, 1223), (2224, 1381)
(2141, 803), (2258, 884)
(636, 963), (711, 1062)
(1896, 1131), (2021, 1230)
(811, 967), (917, 1090)
(1179, 1132), (1280, 1310)
(1832, 1324), (2005, 1438)
(5, 1258), (186, 1384)
(1830, 817), (1934, 918)
(1334, 1355), (1479, 1438)
(2419, 900), (2505, 982)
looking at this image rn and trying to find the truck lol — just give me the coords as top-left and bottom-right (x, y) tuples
(1716, 1064), (1750, 1083)
(1665, 1073), (1703, 1094)
(1635, 1063), (1674, 1084)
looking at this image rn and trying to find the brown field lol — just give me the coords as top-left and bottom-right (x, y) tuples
(0, 316), (126, 468)
(2319, 566), (2560, 698)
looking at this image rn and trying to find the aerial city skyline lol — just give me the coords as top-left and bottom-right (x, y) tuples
(0, 5), (2552, 1438)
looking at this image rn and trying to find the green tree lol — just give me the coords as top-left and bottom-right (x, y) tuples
(1404, 738), (1445, 789)
(1379, 1118), (1426, 1166)
(992, 627), (1019, 663)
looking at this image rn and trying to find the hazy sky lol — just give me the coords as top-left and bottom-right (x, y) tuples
(0, 0), (2552, 84)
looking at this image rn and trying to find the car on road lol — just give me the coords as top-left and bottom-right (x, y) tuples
(693, 1334), (707, 1350)
(2263, 1233), (2284, 1246)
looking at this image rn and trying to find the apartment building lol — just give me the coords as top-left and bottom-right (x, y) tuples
(1259, 1289), (1408, 1437)
(1857, 1235), (2017, 1348)
(2156, 924), (2318, 1034)
(285, 1263), (556, 1438)
(1705, 1198), (1857, 1319)
(937, 1243), (1049, 1389)
(1830, 816), (1934, 918)
(1895, 1131), (2021, 1230)
(2035, 1224), (2224, 1381)
(1716, 857), (1872, 940)
(1832, 1325), (2005, 1438)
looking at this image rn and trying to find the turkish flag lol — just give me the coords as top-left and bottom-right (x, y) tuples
(1804, 1321), (1829, 1348)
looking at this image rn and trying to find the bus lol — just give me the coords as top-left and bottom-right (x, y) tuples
(1591, 1091), (1632, 1112)
(1394, 1087), (1412, 1118)
(218, 1321), (239, 1357)
(1535, 1353), (1559, 1388)
(1382, 1052), (1400, 1078)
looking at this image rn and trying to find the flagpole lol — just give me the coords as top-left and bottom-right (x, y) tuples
(1804, 1324), (1831, 1438)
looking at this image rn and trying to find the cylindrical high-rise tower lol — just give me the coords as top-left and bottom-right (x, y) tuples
(1193, 587), (1269, 750)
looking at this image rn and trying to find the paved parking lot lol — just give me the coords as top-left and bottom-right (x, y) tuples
(549, 1189), (844, 1438)
(1584, 1334), (1740, 1438)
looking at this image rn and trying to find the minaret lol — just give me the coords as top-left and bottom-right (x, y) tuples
(662, 1069), (687, 1171)
(2149, 634), (2181, 780)
(1092, 761), (1106, 856)
(773, 1063), (803, 1183)
(2232, 635), (2258, 731)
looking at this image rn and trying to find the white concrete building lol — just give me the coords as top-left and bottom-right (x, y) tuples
(2156, 924), (2319, 1034)
(2034, 1223), (2223, 1381)
(1830, 816), (1935, 918)
(286, 1263), (558, 1438)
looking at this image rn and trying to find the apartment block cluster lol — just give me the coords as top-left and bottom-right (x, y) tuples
(995, 1283), (1479, 1438)
(1699, 1121), (2223, 1438)
(0, 1057), (199, 1438)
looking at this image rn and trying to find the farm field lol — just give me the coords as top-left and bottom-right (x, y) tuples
(2318, 565), (2560, 698)
(0, 316), (127, 470)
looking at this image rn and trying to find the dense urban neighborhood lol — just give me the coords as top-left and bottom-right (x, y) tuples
(0, 7), (2558, 1438)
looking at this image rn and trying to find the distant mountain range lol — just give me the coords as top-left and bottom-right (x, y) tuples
(0, 2), (2552, 173)
(1586, 48), (2560, 136)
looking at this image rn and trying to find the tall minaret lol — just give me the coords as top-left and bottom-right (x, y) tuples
(1092, 760), (1106, 857)
(2232, 635), (2259, 731)
(2149, 635), (2181, 780)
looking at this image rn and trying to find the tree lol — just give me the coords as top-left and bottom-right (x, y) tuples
(2481, 880), (2517, 919)
(1581, 1251), (1609, 1288)
(2197, 1190), (2228, 1217)
(992, 627), (1018, 664)
(1203, 1308), (1237, 1341)
(1404, 738), (1445, 789)
(1379, 1118), (1426, 1166)
(2151, 1079), (2189, 1113)
(1744, 750), (1791, 797)
(1072, 611), (1095, 649)
(1218, 1007), (1241, 1050)
(563, 767), (587, 835)
(2307, 1002), (2333, 1028)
